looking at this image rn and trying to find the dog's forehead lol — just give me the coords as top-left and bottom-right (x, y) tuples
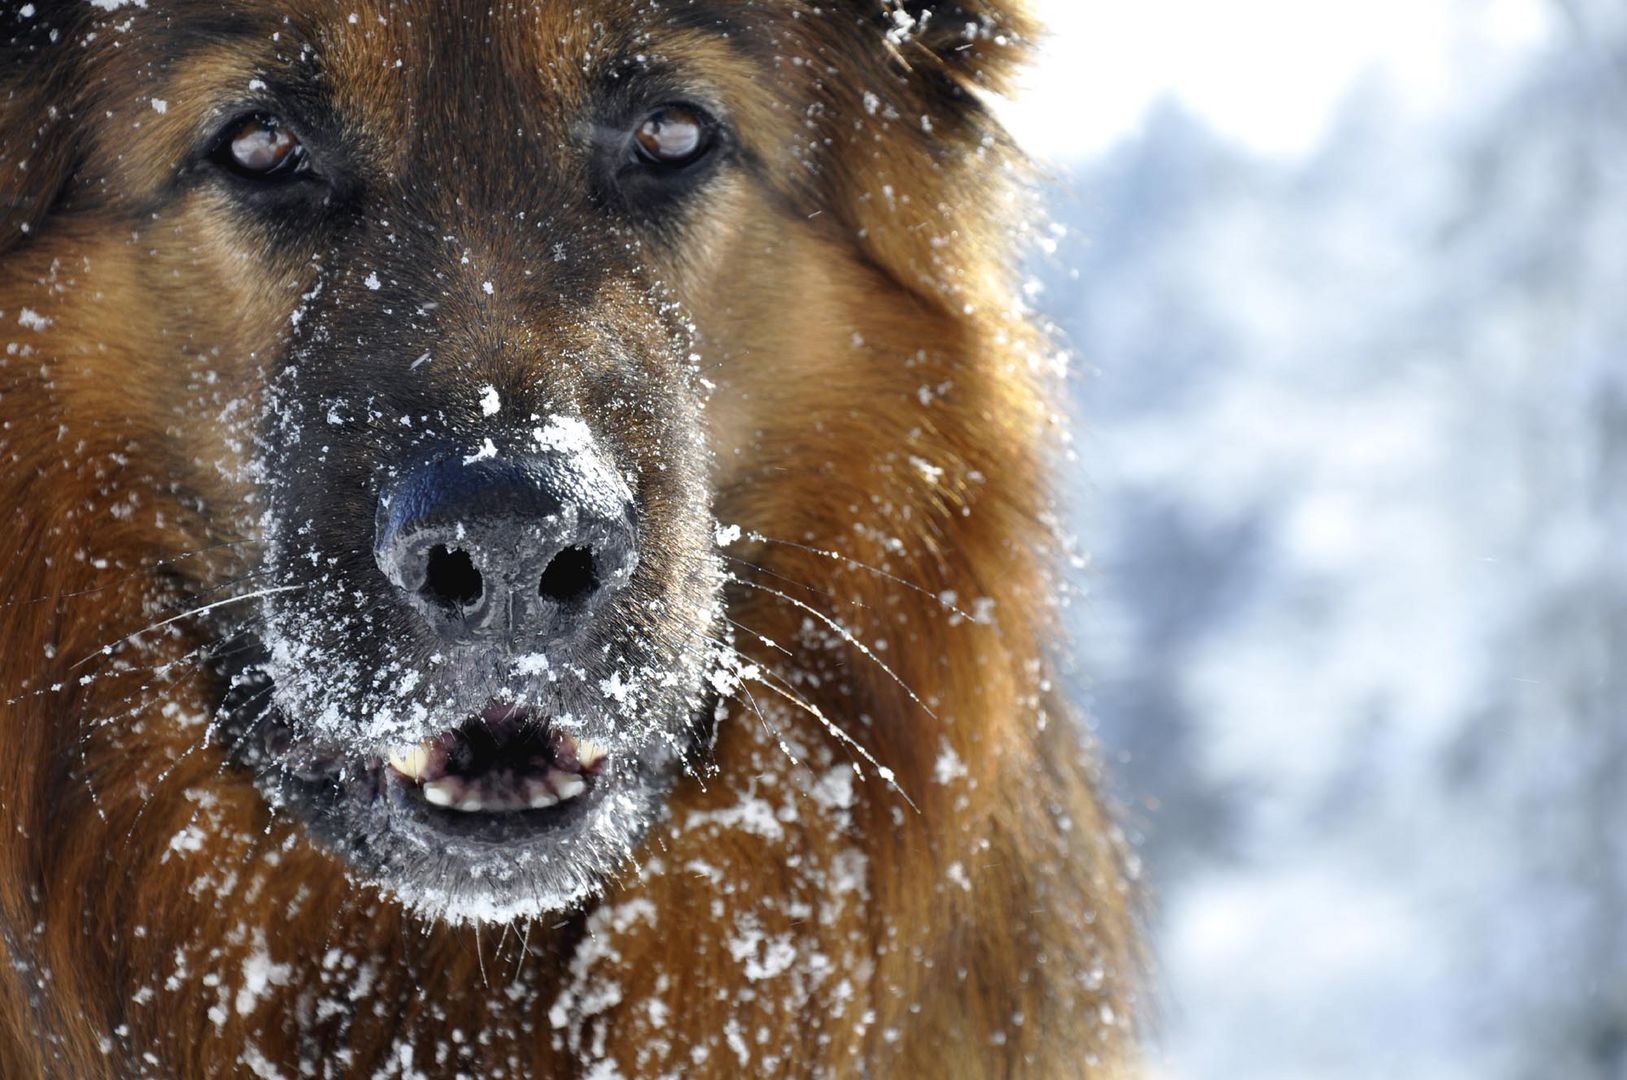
(140, 0), (755, 114)
(305, 0), (625, 136)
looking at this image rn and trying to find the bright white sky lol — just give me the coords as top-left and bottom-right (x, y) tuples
(1003, 0), (1554, 163)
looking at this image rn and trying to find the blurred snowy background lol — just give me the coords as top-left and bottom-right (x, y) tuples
(1004, 1), (1627, 1076)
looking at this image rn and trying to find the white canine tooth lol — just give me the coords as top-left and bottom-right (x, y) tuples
(423, 779), (458, 807)
(458, 794), (485, 813)
(577, 740), (609, 768)
(550, 771), (587, 802)
(387, 743), (432, 780)
(525, 780), (559, 810)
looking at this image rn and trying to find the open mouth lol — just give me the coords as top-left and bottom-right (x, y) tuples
(212, 618), (719, 920)
(382, 704), (609, 815)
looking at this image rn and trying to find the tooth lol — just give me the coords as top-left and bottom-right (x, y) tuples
(423, 779), (459, 807)
(577, 740), (609, 768)
(388, 743), (432, 781)
(525, 780), (559, 809)
(550, 771), (587, 802)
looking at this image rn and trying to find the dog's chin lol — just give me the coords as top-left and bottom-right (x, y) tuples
(226, 670), (713, 924)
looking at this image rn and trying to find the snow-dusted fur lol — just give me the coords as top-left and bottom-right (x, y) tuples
(0, 1), (1138, 1076)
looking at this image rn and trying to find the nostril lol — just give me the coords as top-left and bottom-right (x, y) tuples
(538, 546), (597, 604)
(378, 453), (635, 645)
(421, 545), (483, 611)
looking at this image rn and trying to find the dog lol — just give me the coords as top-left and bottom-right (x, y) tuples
(0, 1), (1137, 1075)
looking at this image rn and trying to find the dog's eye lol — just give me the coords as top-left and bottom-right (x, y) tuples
(632, 105), (713, 168)
(213, 114), (308, 180)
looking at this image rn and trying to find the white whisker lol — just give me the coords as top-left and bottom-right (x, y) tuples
(736, 532), (982, 622)
(742, 668), (917, 812)
(732, 577), (939, 721)
(71, 585), (305, 672)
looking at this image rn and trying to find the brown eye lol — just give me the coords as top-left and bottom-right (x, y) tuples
(632, 105), (711, 167)
(215, 114), (307, 179)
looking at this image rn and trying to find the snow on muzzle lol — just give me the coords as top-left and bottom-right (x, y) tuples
(384, 703), (609, 814)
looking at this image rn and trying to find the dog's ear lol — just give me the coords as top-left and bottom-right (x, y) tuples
(0, 2), (85, 255)
(858, 0), (1037, 94)
(809, 1), (1039, 313)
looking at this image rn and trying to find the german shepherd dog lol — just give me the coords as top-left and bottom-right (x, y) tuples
(0, 1), (1136, 1075)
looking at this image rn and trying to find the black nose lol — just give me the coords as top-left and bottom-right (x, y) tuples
(373, 450), (638, 647)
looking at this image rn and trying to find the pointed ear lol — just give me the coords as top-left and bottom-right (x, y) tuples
(0, 3), (85, 256)
(806, 1), (1040, 313)
(864, 0), (1037, 94)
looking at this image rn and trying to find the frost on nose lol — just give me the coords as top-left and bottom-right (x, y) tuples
(373, 437), (638, 649)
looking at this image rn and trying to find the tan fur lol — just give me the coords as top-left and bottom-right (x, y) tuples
(0, 2), (1139, 1075)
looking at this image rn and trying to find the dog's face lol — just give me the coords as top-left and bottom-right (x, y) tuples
(5, 0), (1026, 923)
(11, 1), (810, 922)
(171, 5), (760, 921)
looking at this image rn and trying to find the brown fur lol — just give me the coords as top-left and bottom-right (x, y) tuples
(0, 1), (1138, 1075)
